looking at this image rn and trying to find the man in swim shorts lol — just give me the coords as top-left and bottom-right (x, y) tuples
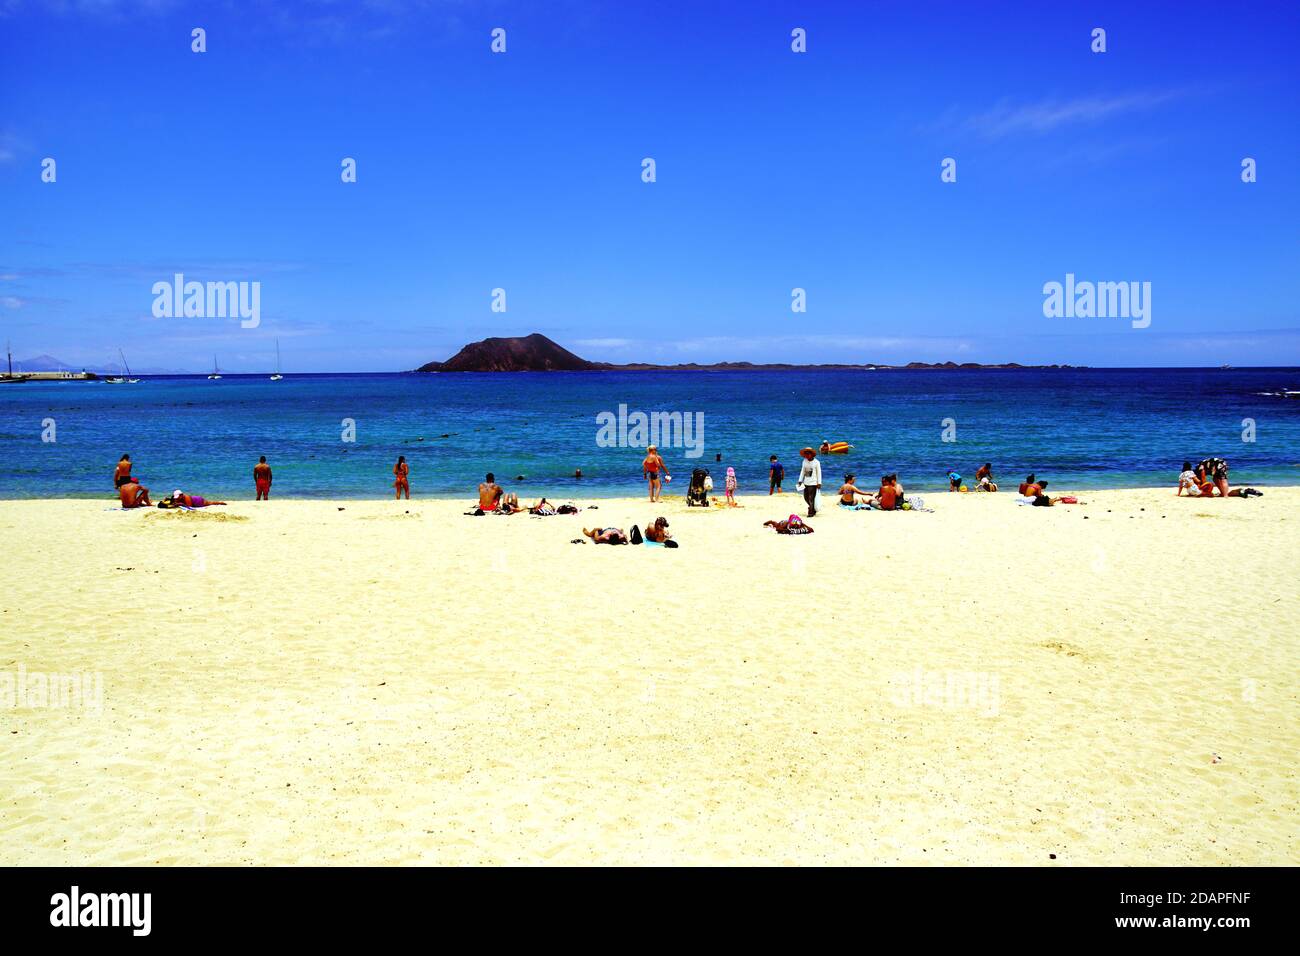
(254, 456), (273, 500)
(118, 481), (151, 508)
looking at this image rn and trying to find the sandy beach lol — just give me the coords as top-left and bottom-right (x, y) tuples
(1, 487), (1296, 866)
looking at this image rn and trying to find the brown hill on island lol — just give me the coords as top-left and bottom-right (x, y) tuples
(414, 333), (1080, 372)
(417, 333), (597, 372)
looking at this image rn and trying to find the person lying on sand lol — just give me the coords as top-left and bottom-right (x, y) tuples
(764, 516), (815, 534)
(118, 481), (151, 508)
(170, 490), (227, 508)
(838, 474), (873, 505)
(498, 491), (524, 514)
(583, 526), (629, 544)
(529, 498), (557, 515)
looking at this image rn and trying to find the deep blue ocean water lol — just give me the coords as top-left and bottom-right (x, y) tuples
(1, 368), (1297, 499)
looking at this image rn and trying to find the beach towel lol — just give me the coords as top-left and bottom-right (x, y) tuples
(838, 501), (871, 510)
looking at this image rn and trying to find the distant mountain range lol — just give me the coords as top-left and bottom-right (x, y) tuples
(414, 333), (1083, 372)
(10, 354), (191, 375)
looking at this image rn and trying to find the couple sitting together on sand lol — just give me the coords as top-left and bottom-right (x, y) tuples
(1014, 473), (1075, 507)
(1176, 458), (1263, 499)
(113, 454), (226, 509)
(582, 517), (676, 547)
(837, 473), (909, 511)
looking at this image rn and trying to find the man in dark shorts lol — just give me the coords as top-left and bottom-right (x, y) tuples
(768, 455), (784, 494)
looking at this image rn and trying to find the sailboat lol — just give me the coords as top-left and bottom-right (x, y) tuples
(207, 355), (222, 380)
(270, 339), (284, 381)
(104, 348), (141, 384)
(1, 342), (28, 384)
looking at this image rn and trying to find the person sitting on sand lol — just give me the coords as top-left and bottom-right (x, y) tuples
(1018, 473), (1036, 496)
(976, 471), (998, 493)
(872, 474), (901, 511)
(1027, 481), (1063, 506)
(529, 498), (557, 515)
(583, 526), (629, 545)
(114, 454), (134, 489)
(118, 480), (151, 508)
(478, 473), (503, 511)
(1177, 461), (1201, 496)
(838, 473), (873, 505)
(171, 490), (227, 508)
(975, 463), (994, 486)
(644, 516), (672, 543)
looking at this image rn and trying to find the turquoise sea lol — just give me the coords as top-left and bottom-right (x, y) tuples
(1, 368), (1297, 499)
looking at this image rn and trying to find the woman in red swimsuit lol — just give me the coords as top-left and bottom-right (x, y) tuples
(393, 455), (410, 499)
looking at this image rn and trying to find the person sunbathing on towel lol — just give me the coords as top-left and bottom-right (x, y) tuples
(583, 526), (629, 544)
(172, 490), (227, 508)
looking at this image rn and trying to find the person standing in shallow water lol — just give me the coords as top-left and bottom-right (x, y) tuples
(254, 456), (273, 500)
(797, 447), (822, 517)
(393, 455), (410, 499)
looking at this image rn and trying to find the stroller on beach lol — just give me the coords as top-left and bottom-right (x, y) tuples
(687, 468), (710, 507)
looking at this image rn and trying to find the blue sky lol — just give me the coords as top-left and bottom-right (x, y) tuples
(1, 0), (1297, 371)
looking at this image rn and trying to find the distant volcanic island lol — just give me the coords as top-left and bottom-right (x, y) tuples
(414, 333), (1080, 372)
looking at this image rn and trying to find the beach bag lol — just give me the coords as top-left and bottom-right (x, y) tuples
(630, 525), (644, 545)
(703, 475), (714, 491)
(557, 504), (578, 514)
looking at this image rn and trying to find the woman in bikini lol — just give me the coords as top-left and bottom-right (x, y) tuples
(837, 473), (872, 505)
(393, 455), (410, 499)
(643, 446), (669, 503)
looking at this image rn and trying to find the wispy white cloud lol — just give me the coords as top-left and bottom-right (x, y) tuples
(942, 89), (1190, 141)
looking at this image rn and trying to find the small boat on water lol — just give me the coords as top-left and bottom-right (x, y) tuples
(270, 340), (283, 381)
(207, 355), (223, 380)
(104, 348), (141, 384)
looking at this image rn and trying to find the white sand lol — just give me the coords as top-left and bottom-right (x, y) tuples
(1, 487), (1296, 865)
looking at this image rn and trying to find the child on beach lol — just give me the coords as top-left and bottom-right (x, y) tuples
(1177, 461), (1200, 496)
(724, 466), (737, 506)
(768, 455), (784, 494)
(947, 470), (962, 492)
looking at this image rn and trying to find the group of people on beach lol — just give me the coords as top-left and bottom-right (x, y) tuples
(113, 452), (237, 509)
(1176, 458), (1262, 498)
(112, 448), (1264, 517)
